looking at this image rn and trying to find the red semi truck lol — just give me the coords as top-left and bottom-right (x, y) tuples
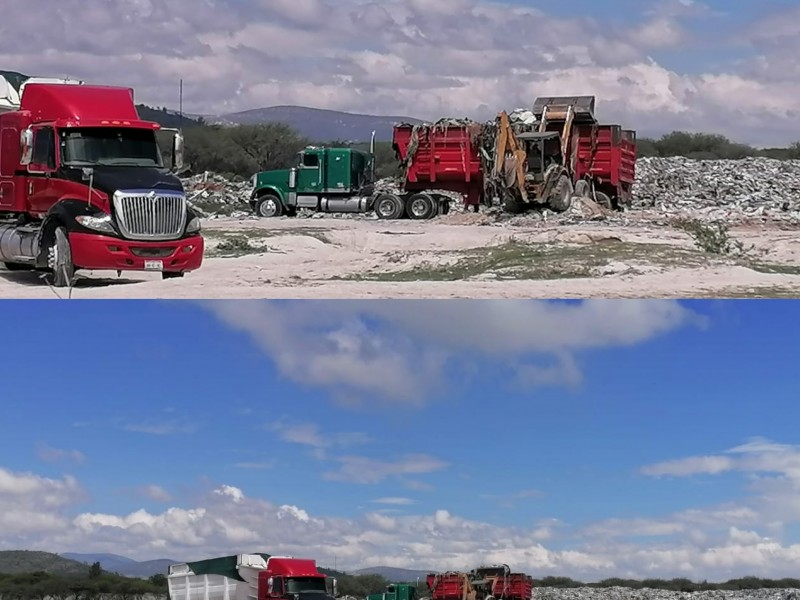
(168, 554), (337, 600)
(0, 76), (203, 286)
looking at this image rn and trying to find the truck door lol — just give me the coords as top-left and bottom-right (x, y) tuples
(296, 151), (322, 193)
(0, 127), (17, 211)
(26, 126), (59, 216)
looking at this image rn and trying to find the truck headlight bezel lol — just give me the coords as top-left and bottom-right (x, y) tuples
(186, 216), (202, 234)
(75, 213), (117, 234)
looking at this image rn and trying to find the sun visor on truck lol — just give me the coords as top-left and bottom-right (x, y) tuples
(183, 554), (272, 582)
(0, 74), (21, 112)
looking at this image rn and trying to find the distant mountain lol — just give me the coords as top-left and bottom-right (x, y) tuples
(0, 550), (90, 575)
(211, 105), (423, 142)
(135, 105), (205, 129)
(351, 566), (432, 582)
(61, 552), (176, 578)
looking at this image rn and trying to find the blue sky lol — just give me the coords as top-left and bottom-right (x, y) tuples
(3, 0), (800, 145)
(2, 299), (800, 580)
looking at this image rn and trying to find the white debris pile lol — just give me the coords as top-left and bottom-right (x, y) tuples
(537, 588), (800, 600)
(632, 157), (800, 220)
(181, 172), (252, 218)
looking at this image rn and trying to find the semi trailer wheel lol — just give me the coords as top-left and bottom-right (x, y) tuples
(255, 194), (283, 218)
(375, 194), (404, 219)
(592, 191), (613, 210)
(407, 193), (435, 220)
(548, 175), (573, 212)
(574, 179), (590, 198)
(49, 226), (75, 288)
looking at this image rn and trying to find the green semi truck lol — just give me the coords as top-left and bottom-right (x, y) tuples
(248, 120), (486, 220)
(366, 583), (418, 600)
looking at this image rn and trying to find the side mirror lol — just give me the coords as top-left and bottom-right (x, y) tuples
(20, 128), (33, 165)
(172, 131), (185, 172)
(326, 578), (337, 597)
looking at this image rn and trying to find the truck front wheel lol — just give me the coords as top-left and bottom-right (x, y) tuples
(375, 194), (405, 219)
(255, 194), (283, 218)
(49, 226), (75, 288)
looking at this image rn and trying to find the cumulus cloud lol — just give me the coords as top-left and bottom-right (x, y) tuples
(203, 300), (699, 406)
(8, 439), (800, 581)
(1, 0), (798, 144)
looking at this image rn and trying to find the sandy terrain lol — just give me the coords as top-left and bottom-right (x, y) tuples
(1, 212), (799, 299)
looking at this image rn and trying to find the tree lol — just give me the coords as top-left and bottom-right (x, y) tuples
(89, 562), (103, 579)
(148, 573), (168, 588)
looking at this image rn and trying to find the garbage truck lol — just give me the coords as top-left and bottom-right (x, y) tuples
(367, 583), (418, 600)
(167, 554), (337, 600)
(426, 564), (533, 600)
(248, 119), (486, 220)
(0, 72), (203, 286)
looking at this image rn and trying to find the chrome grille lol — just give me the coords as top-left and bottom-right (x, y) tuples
(113, 190), (187, 241)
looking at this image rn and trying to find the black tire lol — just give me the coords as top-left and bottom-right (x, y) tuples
(574, 179), (591, 198)
(50, 226), (75, 288)
(592, 191), (613, 210)
(548, 175), (574, 212)
(502, 190), (525, 214)
(3, 262), (31, 271)
(162, 271), (184, 280)
(375, 194), (405, 219)
(406, 193), (436, 220)
(254, 194), (283, 218)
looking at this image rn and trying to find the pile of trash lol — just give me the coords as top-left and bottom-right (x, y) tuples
(182, 155), (800, 224)
(632, 156), (800, 221)
(182, 172), (253, 219)
(536, 588), (800, 600)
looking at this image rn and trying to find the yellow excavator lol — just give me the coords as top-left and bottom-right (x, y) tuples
(490, 96), (594, 213)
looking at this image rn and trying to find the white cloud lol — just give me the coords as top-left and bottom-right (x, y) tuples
(1, 0), (798, 145)
(204, 300), (699, 406)
(36, 442), (86, 465)
(373, 497), (416, 506)
(136, 484), (173, 503)
(323, 454), (449, 485)
(8, 445), (800, 581)
(123, 421), (198, 435)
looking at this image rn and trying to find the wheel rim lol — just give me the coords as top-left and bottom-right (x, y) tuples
(410, 198), (428, 217)
(379, 198), (395, 216)
(259, 198), (277, 217)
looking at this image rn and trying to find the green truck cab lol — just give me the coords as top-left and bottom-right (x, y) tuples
(367, 584), (418, 600)
(249, 144), (377, 218)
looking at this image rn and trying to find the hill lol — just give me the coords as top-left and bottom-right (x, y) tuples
(350, 566), (431, 582)
(61, 553), (175, 578)
(0, 550), (90, 575)
(210, 105), (423, 142)
(135, 105), (205, 129)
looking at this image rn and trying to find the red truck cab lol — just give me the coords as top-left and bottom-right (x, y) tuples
(0, 78), (203, 286)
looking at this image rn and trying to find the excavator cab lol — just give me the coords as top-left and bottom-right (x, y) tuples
(516, 131), (562, 182)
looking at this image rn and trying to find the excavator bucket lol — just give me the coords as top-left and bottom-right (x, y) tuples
(533, 96), (596, 123)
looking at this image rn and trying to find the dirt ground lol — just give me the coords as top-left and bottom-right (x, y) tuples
(1, 211), (800, 299)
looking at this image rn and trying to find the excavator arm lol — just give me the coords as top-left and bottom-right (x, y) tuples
(493, 111), (529, 202)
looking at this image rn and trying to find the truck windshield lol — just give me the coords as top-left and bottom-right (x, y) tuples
(60, 128), (163, 168)
(285, 578), (327, 594)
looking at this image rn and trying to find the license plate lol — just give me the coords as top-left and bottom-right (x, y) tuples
(144, 260), (164, 271)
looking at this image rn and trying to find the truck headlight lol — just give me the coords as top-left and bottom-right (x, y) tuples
(76, 214), (116, 234)
(186, 216), (202, 234)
